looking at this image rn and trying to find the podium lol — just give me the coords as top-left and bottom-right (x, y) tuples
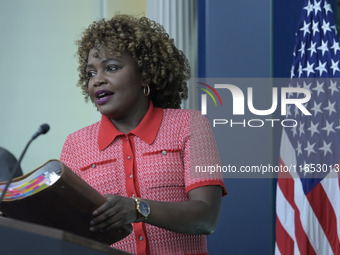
(0, 217), (131, 255)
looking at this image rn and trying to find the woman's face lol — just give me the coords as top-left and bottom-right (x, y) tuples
(86, 48), (147, 120)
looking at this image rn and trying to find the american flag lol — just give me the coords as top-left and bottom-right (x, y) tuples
(275, 0), (340, 254)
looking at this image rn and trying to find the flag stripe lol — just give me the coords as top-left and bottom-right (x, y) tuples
(275, 243), (282, 255)
(278, 132), (312, 255)
(277, 168), (316, 254)
(307, 182), (340, 254)
(294, 185), (331, 255)
(276, 211), (295, 255)
(276, 176), (296, 239)
(277, 171), (316, 255)
(321, 175), (340, 244)
(276, 178), (300, 254)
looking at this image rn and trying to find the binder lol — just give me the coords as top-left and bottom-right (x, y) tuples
(0, 159), (132, 245)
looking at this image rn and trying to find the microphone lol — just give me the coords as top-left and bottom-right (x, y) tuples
(0, 124), (50, 206)
(31, 124), (50, 140)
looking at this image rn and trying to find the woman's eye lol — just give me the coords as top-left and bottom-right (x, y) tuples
(107, 65), (118, 72)
(87, 71), (96, 79)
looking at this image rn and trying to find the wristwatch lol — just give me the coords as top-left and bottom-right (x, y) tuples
(134, 197), (150, 222)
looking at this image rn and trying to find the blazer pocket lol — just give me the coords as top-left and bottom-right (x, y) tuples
(142, 149), (184, 188)
(78, 159), (120, 195)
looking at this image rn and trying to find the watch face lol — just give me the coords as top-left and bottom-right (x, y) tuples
(139, 201), (150, 217)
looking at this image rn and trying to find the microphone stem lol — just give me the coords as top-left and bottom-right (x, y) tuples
(0, 137), (34, 207)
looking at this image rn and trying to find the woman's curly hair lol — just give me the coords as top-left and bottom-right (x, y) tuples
(76, 14), (190, 109)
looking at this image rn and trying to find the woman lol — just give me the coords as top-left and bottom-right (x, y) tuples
(60, 14), (226, 255)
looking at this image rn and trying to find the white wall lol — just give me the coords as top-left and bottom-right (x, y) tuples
(0, 0), (147, 174)
(0, 0), (102, 173)
(107, 0), (146, 17)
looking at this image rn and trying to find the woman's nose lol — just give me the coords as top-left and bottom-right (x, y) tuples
(93, 72), (107, 87)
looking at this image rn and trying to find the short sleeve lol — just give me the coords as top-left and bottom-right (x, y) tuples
(183, 110), (227, 196)
(60, 134), (80, 175)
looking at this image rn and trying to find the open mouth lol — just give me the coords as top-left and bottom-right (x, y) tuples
(95, 90), (114, 105)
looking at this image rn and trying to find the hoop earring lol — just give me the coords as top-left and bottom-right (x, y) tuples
(143, 85), (150, 97)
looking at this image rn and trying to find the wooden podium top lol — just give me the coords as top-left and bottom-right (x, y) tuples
(0, 216), (131, 255)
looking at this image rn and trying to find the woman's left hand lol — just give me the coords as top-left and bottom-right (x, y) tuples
(90, 194), (137, 232)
